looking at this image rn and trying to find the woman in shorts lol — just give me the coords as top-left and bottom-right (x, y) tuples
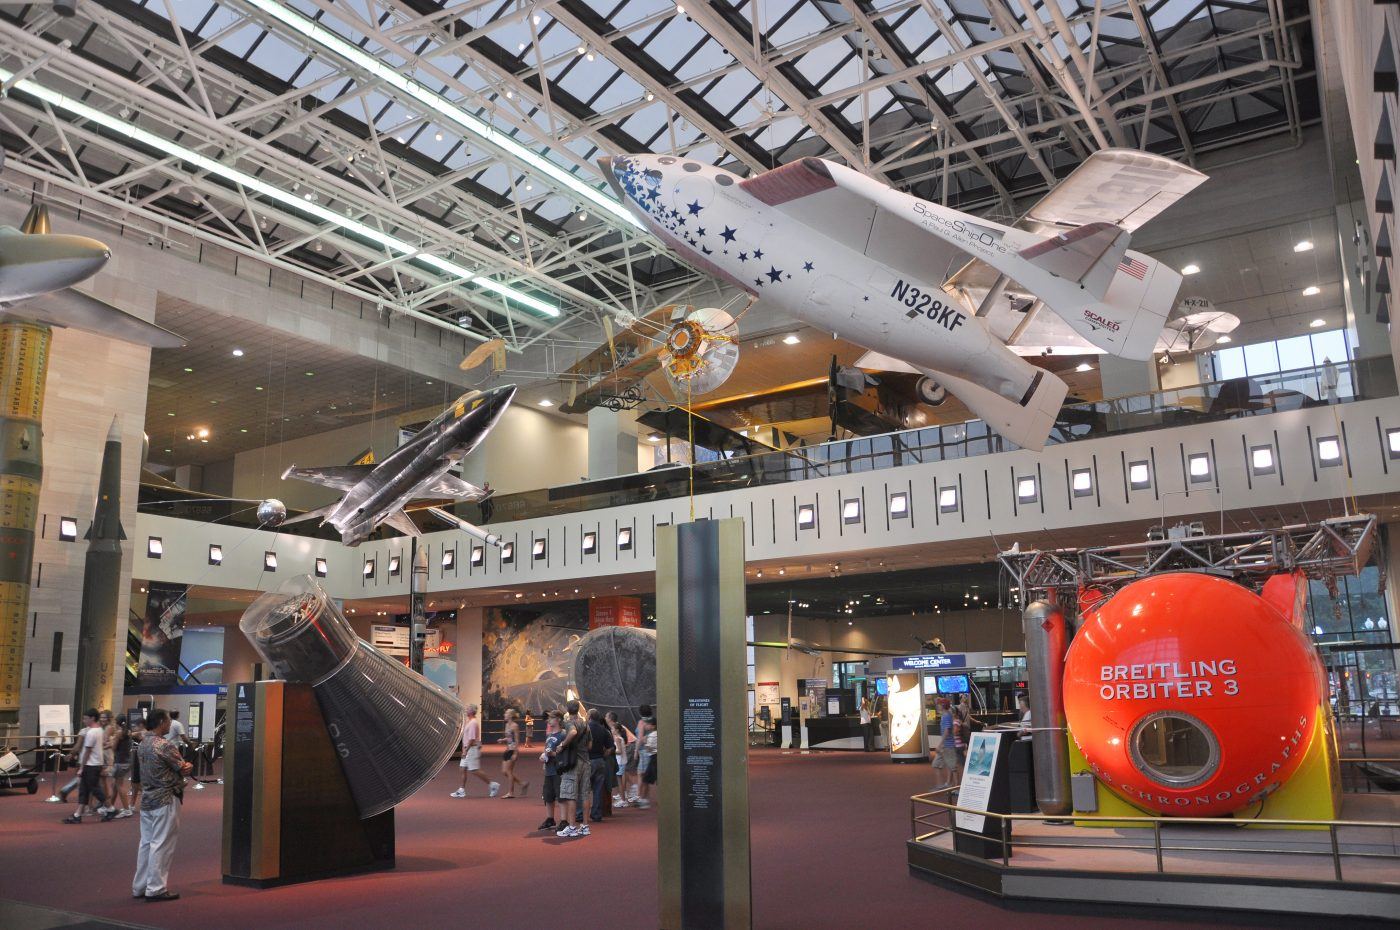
(499, 708), (528, 798)
(108, 718), (134, 819)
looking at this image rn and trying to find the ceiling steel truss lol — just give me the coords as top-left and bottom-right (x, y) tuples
(0, 0), (1314, 349)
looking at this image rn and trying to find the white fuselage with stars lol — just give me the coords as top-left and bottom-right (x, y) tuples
(607, 155), (1043, 406)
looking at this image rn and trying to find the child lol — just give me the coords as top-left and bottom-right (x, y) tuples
(536, 711), (564, 831)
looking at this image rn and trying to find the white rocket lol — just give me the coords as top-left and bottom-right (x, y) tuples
(603, 150), (1217, 451)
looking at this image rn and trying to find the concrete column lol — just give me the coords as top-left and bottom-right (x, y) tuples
(587, 406), (639, 480)
(1098, 355), (1161, 431)
(454, 606), (483, 708)
(21, 269), (152, 735)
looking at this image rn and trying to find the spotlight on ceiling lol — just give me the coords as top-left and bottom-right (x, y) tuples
(1181, 263), (1200, 275)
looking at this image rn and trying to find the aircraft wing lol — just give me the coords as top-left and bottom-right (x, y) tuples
(382, 509), (421, 538)
(944, 149), (1206, 306)
(9, 288), (186, 348)
(419, 474), (489, 501)
(281, 463), (375, 491)
(560, 353), (664, 414)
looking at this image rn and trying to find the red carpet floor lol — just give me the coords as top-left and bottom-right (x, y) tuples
(2, 748), (1241, 929)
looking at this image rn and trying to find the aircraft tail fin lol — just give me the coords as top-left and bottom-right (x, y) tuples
(1045, 251), (1181, 361)
(918, 365), (1067, 452)
(1017, 222), (1129, 299)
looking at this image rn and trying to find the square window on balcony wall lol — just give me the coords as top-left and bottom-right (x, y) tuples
(532, 538), (547, 560)
(1128, 461), (1151, 490)
(841, 499), (861, 525)
(1188, 453), (1212, 483)
(1315, 436), (1342, 467)
(442, 548), (456, 570)
(1249, 445), (1275, 476)
(617, 527), (633, 550)
(888, 491), (909, 518)
(315, 557), (328, 577)
(1016, 476), (1038, 504)
(1388, 428), (1400, 459)
(1071, 468), (1093, 497)
(501, 542), (515, 564)
(937, 487), (958, 512)
(797, 504), (816, 529)
(58, 517), (78, 542)
(470, 546), (484, 567)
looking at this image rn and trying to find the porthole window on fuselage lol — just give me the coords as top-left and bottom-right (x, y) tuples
(683, 162), (701, 172)
(1128, 711), (1220, 789)
(658, 157), (676, 165)
(716, 174), (734, 186)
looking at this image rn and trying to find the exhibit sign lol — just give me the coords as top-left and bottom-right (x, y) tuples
(955, 731), (1005, 833)
(887, 672), (925, 760)
(37, 704), (69, 743)
(892, 653), (967, 671)
(589, 595), (642, 629)
(799, 678), (828, 719)
(370, 624), (441, 659)
(754, 681), (780, 711)
(656, 519), (751, 930)
(138, 582), (187, 688)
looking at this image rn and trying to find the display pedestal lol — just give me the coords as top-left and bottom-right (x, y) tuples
(952, 732), (1014, 860)
(222, 680), (395, 887)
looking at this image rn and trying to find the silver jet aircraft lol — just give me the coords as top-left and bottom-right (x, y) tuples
(281, 384), (514, 546)
(0, 204), (184, 347)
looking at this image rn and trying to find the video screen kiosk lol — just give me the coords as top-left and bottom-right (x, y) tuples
(886, 670), (926, 761)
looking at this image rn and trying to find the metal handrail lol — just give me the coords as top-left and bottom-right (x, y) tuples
(909, 788), (1400, 882)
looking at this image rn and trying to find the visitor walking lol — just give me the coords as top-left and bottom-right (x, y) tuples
(586, 708), (611, 822)
(629, 703), (653, 806)
(931, 698), (959, 790)
(537, 711), (563, 832)
(62, 709), (106, 824)
(452, 704), (501, 798)
(607, 712), (633, 807)
(98, 710), (117, 818)
(550, 700), (591, 837)
(499, 708), (529, 798)
(106, 718), (134, 820)
(131, 708), (192, 902)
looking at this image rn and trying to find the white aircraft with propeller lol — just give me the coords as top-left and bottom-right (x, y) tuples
(600, 149), (1235, 451)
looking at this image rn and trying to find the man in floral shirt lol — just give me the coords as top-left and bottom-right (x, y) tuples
(131, 708), (191, 902)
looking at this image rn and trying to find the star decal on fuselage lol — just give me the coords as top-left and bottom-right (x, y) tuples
(738, 252), (749, 262)
(766, 266), (783, 284)
(753, 248), (764, 259)
(803, 261), (814, 272)
(720, 227), (737, 243)
(688, 200), (703, 215)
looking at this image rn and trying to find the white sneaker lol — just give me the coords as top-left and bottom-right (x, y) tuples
(117, 809), (134, 819)
(615, 800), (630, 808)
(450, 788), (466, 798)
(556, 823), (576, 837)
(575, 824), (590, 836)
(488, 781), (501, 798)
(635, 799), (650, 808)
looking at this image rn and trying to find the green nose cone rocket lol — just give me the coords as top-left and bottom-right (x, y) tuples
(73, 416), (125, 717)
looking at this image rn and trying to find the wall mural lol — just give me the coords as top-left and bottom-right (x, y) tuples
(482, 605), (588, 722)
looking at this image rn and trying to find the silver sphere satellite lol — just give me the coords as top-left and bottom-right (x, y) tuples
(257, 498), (287, 528)
(572, 625), (657, 730)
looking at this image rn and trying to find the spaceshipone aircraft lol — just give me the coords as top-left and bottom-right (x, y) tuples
(0, 205), (184, 348)
(281, 384), (514, 546)
(603, 150), (1210, 450)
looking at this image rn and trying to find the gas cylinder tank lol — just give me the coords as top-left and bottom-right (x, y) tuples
(1063, 572), (1323, 817)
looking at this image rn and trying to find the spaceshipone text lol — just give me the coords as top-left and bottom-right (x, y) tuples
(1098, 659), (1240, 700)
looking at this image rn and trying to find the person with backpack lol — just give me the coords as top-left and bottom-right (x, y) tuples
(548, 700), (592, 837)
(536, 711), (564, 832)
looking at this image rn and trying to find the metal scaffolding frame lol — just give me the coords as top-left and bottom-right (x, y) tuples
(0, 0), (1313, 349)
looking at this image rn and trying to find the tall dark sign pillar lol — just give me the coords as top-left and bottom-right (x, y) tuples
(656, 518), (751, 930)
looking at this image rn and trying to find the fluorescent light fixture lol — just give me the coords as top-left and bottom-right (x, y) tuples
(617, 527), (633, 550)
(1387, 427), (1400, 459)
(1250, 445), (1276, 475)
(1310, 318), (1325, 328)
(797, 504), (816, 529)
(470, 545), (485, 567)
(537, 398), (554, 407)
(1188, 452), (1212, 482)
(263, 551), (278, 572)
(147, 537), (163, 558)
(1294, 240), (1313, 252)
(842, 499), (861, 524)
(1303, 286), (1321, 297)
(1128, 461), (1151, 490)
(235, 0), (640, 232)
(1181, 263), (1200, 275)
(442, 548), (456, 570)
(888, 491), (909, 518)
(0, 67), (559, 318)
(1216, 335), (1231, 344)
(582, 531), (597, 555)
(1315, 436), (1341, 467)
(315, 557), (328, 577)
(1075, 362), (1093, 373)
(363, 558), (376, 577)
(388, 555), (401, 576)
(1016, 476), (1038, 503)
(208, 544), (223, 565)
(937, 487), (958, 512)
(58, 517), (77, 542)
(501, 542), (515, 564)
(782, 333), (800, 345)
(532, 538), (547, 560)
(647, 433), (661, 443)
(1071, 468), (1093, 497)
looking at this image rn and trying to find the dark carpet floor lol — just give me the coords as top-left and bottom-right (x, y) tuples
(1, 748), (1241, 929)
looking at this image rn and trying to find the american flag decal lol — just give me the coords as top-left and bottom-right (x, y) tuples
(1119, 256), (1148, 280)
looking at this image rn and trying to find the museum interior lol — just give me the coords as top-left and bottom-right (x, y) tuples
(1, 0), (1399, 927)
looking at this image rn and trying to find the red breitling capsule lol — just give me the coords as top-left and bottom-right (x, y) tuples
(1063, 571), (1323, 817)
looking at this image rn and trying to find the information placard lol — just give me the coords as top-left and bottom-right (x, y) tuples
(955, 731), (1004, 833)
(892, 653), (967, 671)
(37, 704), (70, 743)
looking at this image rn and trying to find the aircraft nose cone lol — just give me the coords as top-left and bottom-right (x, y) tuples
(491, 384), (517, 414)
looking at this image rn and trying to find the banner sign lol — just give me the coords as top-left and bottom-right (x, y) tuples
(799, 678), (827, 718)
(955, 730), (1004, 833)
(589, 595), (642, 629)
(892, 653), (967, 671)
(138, 582), (187, 688)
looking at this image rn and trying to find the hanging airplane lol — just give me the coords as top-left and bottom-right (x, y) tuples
(280, 384), (515, 547)
(0, 204), (184, 348)
(602, 149), (1229, 451)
